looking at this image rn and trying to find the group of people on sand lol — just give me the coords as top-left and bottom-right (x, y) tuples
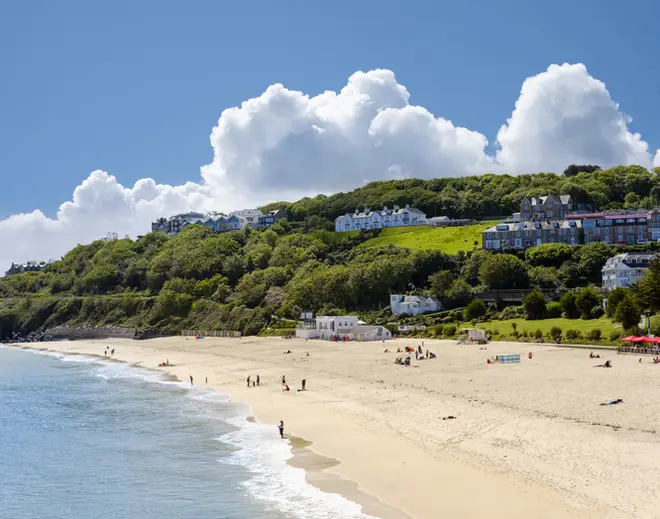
(637, 356), (660, 363)
(246, 374), (261, 387)
(395, 344), (435, 366)
(103, 346), (115, 357)
(158, 359), (171, 367)
(280, 374), (307, 392)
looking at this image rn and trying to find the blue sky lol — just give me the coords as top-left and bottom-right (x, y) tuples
(1, 0), (659, 224)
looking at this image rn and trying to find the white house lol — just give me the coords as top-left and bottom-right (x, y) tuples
(295, 316), (391, 341)
(230, 209), (263, 227)
(335, 205), (427, 232)
(602, 252), (657, 290)
(390, 294), (442, 315)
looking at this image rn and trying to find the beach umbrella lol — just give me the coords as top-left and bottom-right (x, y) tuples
(620, 336), (635, 342)
(631, 336), (645, 343)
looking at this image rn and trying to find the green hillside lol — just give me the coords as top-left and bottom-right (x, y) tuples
(358, 223), (494, 254)
(3, 164), (660, 341)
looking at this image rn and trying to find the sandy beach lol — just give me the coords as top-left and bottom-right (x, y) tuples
(16, 336), (660, 519)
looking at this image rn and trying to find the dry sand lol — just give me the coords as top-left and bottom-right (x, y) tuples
(17, 336), (660, 519)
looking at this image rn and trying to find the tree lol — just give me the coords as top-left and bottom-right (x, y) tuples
(605, 287), (628, 318)
(428, 270), (454, 300)
(575, 243), (614, 284)
(632, 260), (660, 314)
(528, 266), (561, 289)
(563, 164), (601, 177)
(445, 279), (473, 308)
(546, 301), (562, 318)
(523, 289), (547, 320)
(575, 287), (601, 320)
(479, 254), (529, 290)
(549, 326), (562, 340)
(525, 243), (573, 268)
(614, 296), (641, 330)
(464, 299), (487, 321)
(560, 292), (581, 319)
(624, 192), (641, 208)
(462, 250), (491, 286)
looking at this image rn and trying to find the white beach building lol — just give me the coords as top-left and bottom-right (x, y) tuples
(295, 316), (391, 341)
(335, 205), (427, 232)
(601, 252), (657, 290)
(390, 294), (442, 315)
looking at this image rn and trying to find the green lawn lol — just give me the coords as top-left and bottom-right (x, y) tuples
(357, 222), (495, 254)
(472, 317), (618, 337)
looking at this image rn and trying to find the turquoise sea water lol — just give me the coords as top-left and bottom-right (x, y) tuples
(0, 347), (373, 519)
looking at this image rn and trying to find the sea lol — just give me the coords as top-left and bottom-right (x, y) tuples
(0, 346), (375, 519)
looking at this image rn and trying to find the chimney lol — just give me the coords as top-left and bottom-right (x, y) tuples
(355, 209), (359, 214)
(364, 207), (370, 213)
(383, 205), (388, 211)
(393, 205), (400, 210)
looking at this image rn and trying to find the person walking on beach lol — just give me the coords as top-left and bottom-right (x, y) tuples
(256, 375), (260, 386)
(111, 348), (115, 356)
(278, 421), (284, 439)
(189, 375), (193, 385)
(247, 375), (251, 387)
(301, 379), (306, 391)
(205, 376), (208, 384)
(281, 375), (286, 385)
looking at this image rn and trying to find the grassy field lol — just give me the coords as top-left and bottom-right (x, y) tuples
(472, 317), (618, 337)
(358, 222), (495, 254)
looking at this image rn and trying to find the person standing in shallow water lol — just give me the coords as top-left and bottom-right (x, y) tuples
(278, 421), (284, 439)
(256, 375), (260, 386)
(189, 375), (193, 385)
(247, 375), (251, 387)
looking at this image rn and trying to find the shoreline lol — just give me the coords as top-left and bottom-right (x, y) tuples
(9, 343), (406, 519)
(10, 336), (659, 518)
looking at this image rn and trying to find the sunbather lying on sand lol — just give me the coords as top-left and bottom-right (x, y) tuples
(600, 398), (623, 406)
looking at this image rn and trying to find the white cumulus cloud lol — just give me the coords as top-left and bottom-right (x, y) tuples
(1, 63), (659, 271)
(495, 63), (654, 173)
(0, 171), (213, 270)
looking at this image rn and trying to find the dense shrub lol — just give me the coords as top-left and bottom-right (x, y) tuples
(565, 329), (582, 341)
(575, 287), (601, 320)
(464, 300), (487, 321)
(590, 306), (605, 319)
(549, 326), (562, 340)
(609, 330), (623, 341)
(534, 328), (543, 339)
(523, 290), (547, 320)
(586, 328), (602, 341)
(545, 302), (562, 318)
(605, 287), (628, 318)
(560, 292), (581, 319)
(442, 324), (457, 337)
(614, 296), (642, 331)
(499, 305), (524, 320)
